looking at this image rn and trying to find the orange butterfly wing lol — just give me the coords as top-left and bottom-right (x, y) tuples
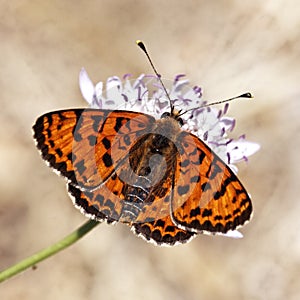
(33, 109), (155, 188)
(171, 131), (252, 234)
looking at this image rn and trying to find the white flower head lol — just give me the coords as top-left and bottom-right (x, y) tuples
(79, 67), (259, 166)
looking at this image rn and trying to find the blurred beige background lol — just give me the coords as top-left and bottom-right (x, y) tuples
(1, 1), (299, 299)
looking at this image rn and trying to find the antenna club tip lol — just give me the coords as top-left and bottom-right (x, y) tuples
(241, 92), (253, 99)
(136, 40), (146, 52)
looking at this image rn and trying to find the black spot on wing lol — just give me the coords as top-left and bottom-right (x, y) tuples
(190, 207), (200, 218)
(213, 177), (236, 200)
(55, 148), (63, 157)
(102, 137), (111, 150)
(202, 209), (212, 217)
(114, 117), (127, 133)
(102, 153), (113, 167)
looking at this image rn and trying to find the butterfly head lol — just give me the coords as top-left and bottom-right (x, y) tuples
(161, 108), (184, 127)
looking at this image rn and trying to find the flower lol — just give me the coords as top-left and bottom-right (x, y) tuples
(79, 68), (260, 239)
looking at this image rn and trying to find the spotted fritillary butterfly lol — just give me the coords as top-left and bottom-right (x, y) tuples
(32, 42), (252, 246)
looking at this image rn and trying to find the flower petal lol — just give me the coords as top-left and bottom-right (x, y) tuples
(79, 68), (95, 104)
(220, 117), (236, 132)
(227, 138), (260, 163)
(105, 76), (124, 108)
(215, 230), (244, 239)
(93, 81), (103, 108)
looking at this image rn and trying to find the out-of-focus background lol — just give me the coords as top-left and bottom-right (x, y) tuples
(1, 1), (299, 299)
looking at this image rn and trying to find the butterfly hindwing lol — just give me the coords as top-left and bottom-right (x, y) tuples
(132, 215), (195, 246)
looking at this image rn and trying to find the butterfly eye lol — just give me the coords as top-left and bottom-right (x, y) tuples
(177, 117), (184, 127)
(161, 112), (171, 118)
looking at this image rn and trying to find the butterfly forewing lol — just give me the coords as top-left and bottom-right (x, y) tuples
(33, 110), (79, 182)
(171, 132), (252, 234)
(33, 109), (156, 188)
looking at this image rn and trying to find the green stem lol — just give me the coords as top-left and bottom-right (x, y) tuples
(0, 219), (100, 283)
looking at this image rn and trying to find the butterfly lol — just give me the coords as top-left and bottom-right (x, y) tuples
(32, 103), (252, 246)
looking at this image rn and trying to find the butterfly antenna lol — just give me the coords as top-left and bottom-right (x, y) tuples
(178, 93), (253, 117)
(136, 40), (174, 113)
